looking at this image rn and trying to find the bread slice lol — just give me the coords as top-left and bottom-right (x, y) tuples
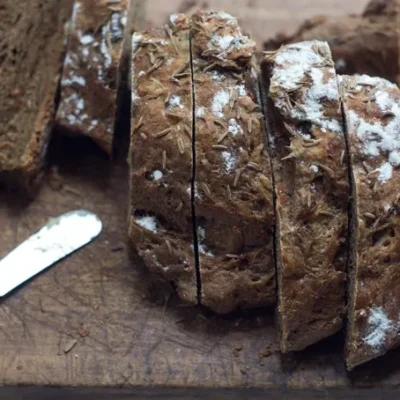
(0, 0), (73, 192)
(128, 14), (197, 305)
(56, 0), (131, 156)
(340, 75), (400, 370)
(261, 41), (349, 352)
(191, 11), (275, 314)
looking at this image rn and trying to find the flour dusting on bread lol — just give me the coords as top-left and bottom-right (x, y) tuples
(363, 307), (393, 350)
(343, 75), (400, 184)
(270, 41), (342, 133)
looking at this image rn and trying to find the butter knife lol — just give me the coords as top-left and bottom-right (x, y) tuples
(0, 210), (102, 297)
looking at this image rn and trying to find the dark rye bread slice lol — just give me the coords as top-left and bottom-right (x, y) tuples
(340, 75), (400, 370)
(261, 41), (349, 352)
(0, 0), (73, 192)
(56, 0), (130, 155)
(191, 11), (275, 314)
(128, 15), (197, 305)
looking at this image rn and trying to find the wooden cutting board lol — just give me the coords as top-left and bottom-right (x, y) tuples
(4, 1), (400, 399)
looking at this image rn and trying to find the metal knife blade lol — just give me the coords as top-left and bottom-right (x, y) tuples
(0, 210), (102, 297)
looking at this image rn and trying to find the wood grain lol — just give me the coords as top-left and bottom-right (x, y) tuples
(3, 0), (400, 397)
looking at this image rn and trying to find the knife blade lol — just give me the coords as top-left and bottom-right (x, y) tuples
(0, 210), (102, 297)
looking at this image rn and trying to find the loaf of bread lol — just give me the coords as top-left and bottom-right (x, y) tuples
(340, 75), (400, 370)
(128, 14), (198, 305)
(126, 10), (400, 367)
(263, 0), (399, 85)
(0, 0), (73, 192)
(56, 0), (130, 155)
(261, 41), (349, 352)
(191, 11), (275, 314)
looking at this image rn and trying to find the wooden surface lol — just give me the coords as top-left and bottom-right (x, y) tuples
(4, 0), (400, 398)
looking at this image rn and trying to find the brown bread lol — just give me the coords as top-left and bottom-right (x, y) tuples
(261, 41), (349, 352)
(191, 11), (275, 314)
(128, 14), (197, 305)
(0, 0), (73, 192)
(56, 0), (130, 155)
(340, 74), (400, 370)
